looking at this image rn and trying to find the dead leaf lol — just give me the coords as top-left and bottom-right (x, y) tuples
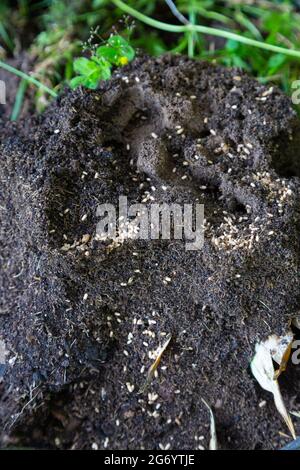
(251, 342), (296, 440)
(201, 398), (218, 450)
(292, 318), (300, 330)
(263, 332), (293, 379)
(139, 333), (172, 393)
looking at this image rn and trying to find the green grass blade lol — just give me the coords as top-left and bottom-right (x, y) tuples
(11, 79), (28, 121)
(112, 0), (300, 60)
(0, 60), (57, 98)
(0, 23), (14, 51)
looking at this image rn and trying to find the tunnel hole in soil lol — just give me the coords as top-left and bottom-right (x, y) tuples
(12, 388), (78, 449)
(196, 128), (211, 139)
(271, 129), (300, 178)
(230, 199), (248, 215)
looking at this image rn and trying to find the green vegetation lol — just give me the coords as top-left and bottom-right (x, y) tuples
(70, 35), (135, 89)
(0, 1), (300, 116)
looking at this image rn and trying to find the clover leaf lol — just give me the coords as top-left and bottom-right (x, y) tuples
(70, 35), (135, 90)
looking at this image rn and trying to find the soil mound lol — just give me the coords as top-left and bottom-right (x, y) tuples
(0, 55), (300, 450)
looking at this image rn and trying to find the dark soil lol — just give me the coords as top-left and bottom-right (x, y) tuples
(0, 54), (300, 450)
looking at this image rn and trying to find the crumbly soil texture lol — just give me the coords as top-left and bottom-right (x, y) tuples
(1, 55), (300, 450)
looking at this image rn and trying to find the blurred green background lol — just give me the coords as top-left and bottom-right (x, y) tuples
(1, 0), (300, 113)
